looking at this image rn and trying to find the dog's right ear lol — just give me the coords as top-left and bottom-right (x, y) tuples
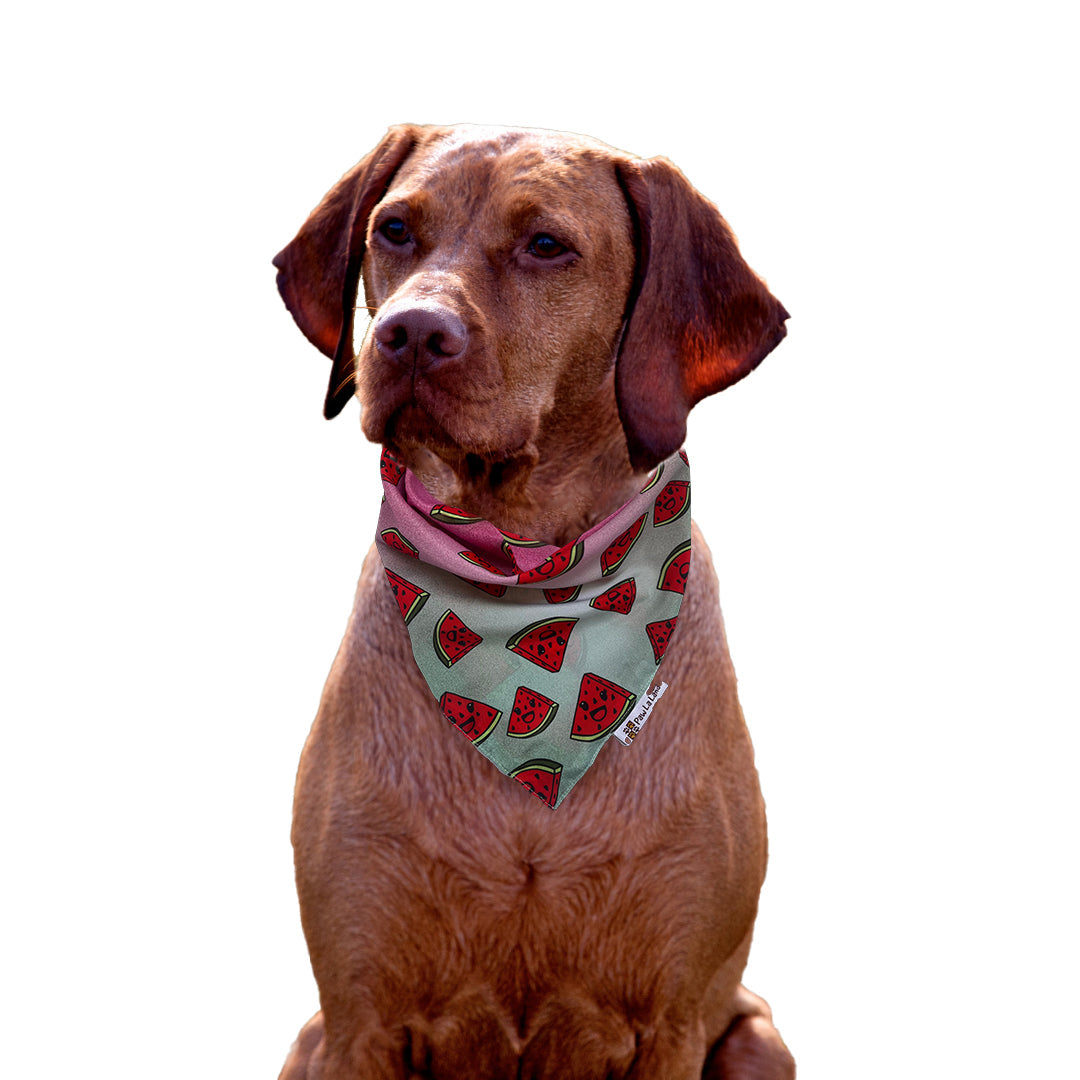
(273, 126), (420, 418)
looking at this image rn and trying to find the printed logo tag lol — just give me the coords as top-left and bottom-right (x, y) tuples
(614, 681), (668, 745)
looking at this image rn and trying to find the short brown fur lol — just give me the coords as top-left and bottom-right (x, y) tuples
(273, 124), (793, 1078)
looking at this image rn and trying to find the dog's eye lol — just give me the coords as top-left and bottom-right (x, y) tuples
(527, 233), (567, 259)
(379, 219), (411, 245)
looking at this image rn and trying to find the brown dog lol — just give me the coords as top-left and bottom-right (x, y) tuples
(273, 125), (793, 1079)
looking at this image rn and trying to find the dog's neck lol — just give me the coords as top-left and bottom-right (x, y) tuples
(398, 402), (645, 547)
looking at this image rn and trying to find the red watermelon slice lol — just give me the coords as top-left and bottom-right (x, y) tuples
(679, 449), (689, 466)
(653, 480), (690, 526)
(380, 447), (405, 485)
(458, 550), (509, 575)
(433, 609), (483, 667)
(430, 503), (483, 525)
(570, 673), (638, 742)
(506, 616), (578, 673)
(510, 759), (562, 807)
(516, 540), (585, 584)
(460, 577), (507, 597)
(639, 462), (664, 493)
(380, 528), (418, 558)
(646, 617), (678, 664)
(657, 540), (692, 594)
(589, 577), (636, 615)
(499, 529), (545, 548)
(543, 585), (581, 604)
(599, 513), (647, 577)
(507, 686), (559, 738)
(499, 537), (547, 567)
(439, 692), (501, 745)
(384, 569), (428, 625)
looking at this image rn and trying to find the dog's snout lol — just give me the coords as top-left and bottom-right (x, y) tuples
(373, 303), (468, 368)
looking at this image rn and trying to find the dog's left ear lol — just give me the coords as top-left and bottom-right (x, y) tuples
(273, 125), (420, 418)
(614, 157), (789, 470)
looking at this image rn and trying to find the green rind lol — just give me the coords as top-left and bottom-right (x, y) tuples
(458, 550), (508, 575)
(385, 569), (429, 625)
(401, 592), (428, 625)
(499, 530), (546, 547)
(507, 687), (560, 738)
(588, 577), (636, 614)
(657, 539), (692, 593)
(638, 462), (664, 493)
(433, 608), (482, 668)
(570, 673), (638, 742)
(439, 692), (502, 745)
(510, 758), (563, 807)
(380, 528), (418, 557)
(430, 504), (484, 524)
(599, 514), (647, 577)
(505, 617), (578, 673)
(646, 617), (678, 664)
(516, 540), (585, 584)
(652, 480), (691, 526)
(543, 585), (581, 604)
(459, 576), (507, 597)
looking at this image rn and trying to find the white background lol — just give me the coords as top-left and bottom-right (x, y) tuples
(2, 2), (1076, 1076)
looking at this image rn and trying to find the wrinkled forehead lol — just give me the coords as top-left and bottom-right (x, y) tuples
(380, 127), (630, 223)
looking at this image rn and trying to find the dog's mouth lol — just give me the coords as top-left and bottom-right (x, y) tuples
(377, 400), (462, 456)
(359, 351), (537, 460)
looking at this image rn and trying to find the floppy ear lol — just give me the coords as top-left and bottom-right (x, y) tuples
(614, 157), (789, 470)
(273, 126), (420, 418)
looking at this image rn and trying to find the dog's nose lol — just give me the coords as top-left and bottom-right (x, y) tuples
(373, 302), (468, 368)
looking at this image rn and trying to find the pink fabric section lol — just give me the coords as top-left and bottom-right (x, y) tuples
(382, 458), (660, 584)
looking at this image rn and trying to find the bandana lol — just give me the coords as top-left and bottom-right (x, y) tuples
(375, 447), (691, 808)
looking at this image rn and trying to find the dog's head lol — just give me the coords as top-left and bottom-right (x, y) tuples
(274, 124), (787, 475)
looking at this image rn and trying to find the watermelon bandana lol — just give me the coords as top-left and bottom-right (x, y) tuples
(375, 447), (691, 809)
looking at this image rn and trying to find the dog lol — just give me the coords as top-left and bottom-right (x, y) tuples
(273, 124), (793, 1079)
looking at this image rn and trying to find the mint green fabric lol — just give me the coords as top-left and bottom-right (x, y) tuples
(375, 448), (691, 808)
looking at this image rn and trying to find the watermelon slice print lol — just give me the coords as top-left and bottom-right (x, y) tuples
(433, 609), (483, 667)
(380, 447), (405, 486)
(439, 692), (501, 745)
(653, 480), (690, 526)
(501, 529), (544, 570)
(679, 449), (690, 466)
(384, 569), (429, 625)
(516, 540), (585, 584)
(506, 616), (578, 673)
(458, 550), (509, 575)
(460, 577), (508, 598)
(543, 585), (581, 604)
(639, 462), (664, 493)
(430, 503), (484, 525)
(499, 529), (545, 548)
(646, 617), (678, 664)
(599, 514), (647, 577)
(510, 759), (563, 807)
(589, 577), (636, 615)
(380, 528), (418, 558)
(657, 540), (692, 594)
(507, 686), (559, 738)
(570, 673), (638, 742)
